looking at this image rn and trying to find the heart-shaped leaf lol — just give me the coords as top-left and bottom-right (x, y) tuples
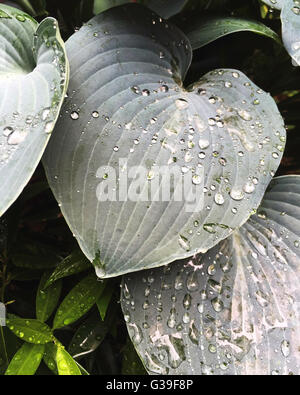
(0, 4), (68, 216)
(43, 4), (285, 278)
(121, 176), (300, 375)
(262, 0), (300, 65)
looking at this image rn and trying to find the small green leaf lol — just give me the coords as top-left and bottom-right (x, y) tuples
(183, 16), (281, 50)
(56, 345), (82, 375)
(0, 327), (23, 374)
(68, 313), (108, 358)
(44, 250), (91, 289)
(36, 271), (62, 322)
(122, 339), (147, 375)
(6, 315), (54, 344)
(5, 343), (45, 375)
(96, 284), (114, 321)
(53, 274), (106, 329)
(43, 342), (58, 375)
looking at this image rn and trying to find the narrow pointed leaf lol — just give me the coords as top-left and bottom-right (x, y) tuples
(43, 342), (58, 374)
(183, 16), (281, 51)
(96, 282), (114, 321)
(53, 273), (106, 329)
(68, 313), (108, 358)
(121, 176), (300, 375)
(6, 315), (54, 344)
(36, 271), (62, 322)
(56, 345), (82, 375)
(44, 4), (285, 278)
(5, 343), (45, 375)
(44, 250), (91, 289)
(0, 4), (68, 217)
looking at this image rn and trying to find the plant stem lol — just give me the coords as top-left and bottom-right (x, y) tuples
(0, 325), (8, 371)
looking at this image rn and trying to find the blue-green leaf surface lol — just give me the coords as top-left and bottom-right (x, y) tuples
(0, 4), (68, 216)
(44, 4), (285, 278)
(121, 176), (300, 375)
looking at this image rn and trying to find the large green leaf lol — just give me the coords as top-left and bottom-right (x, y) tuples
(262, 0), (300, 65)
(43, 4), (285, 278)
(0, 4), (68, 216)
(182, 16), (280, 51)
(5, 343), (45, 375)
(121, 176), (300, 375)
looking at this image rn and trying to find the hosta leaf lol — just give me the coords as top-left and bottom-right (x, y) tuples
(68, 313), (108, 358)
(56, 345), (82, 375)
(93, 0), (187, 18)
(5, 343), (45, 375)
(262, 0), (300, 65)
(6, 315), (54, 344)
(144, 0), (187, 18)
(36, 271), (62, 322)
(53, 273), (106, 329)
(121, 176), (300, 375)
(281, 1), (300, 65)
(43, 250), (91, 289)
(43, 4), (285, 278)
(0, 4), (68, 217)
(183, 16), (280, 51)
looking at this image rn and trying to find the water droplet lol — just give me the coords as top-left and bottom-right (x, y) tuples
(198, 139), (210, 149)
(176, 98), (188, 110)
(243, 181), (255, 194)
(70, 111), (79, 120)
(178, 235), (190, 251)
(211, 297), (224, 312)
(142, 89), (150, 96)
(238, 109), (252, 121)
(230, 188), (244, 201)
(292, 6), (300, 15)
(281, 340), (290, 357)
(214, 193), (225, 205)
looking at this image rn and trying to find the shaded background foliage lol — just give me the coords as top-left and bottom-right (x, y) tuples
(0, 0), (299, 375)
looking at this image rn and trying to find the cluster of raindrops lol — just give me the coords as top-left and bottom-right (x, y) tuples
(0, 16), (67, 168)
(122, 211), (299, 375)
